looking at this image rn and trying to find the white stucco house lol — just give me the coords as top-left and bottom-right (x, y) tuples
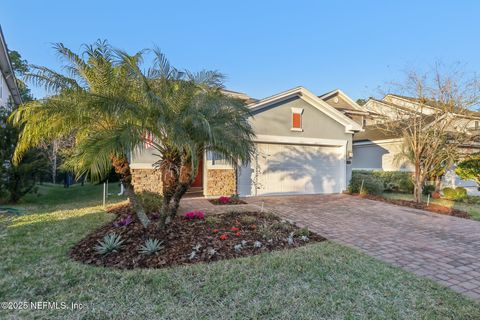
(0, 25), (22, 110)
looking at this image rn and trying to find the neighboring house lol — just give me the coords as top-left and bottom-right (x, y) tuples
(130, 87), (363, 197)
(353, 94), (480, 194)
(0, 26), (22, 110)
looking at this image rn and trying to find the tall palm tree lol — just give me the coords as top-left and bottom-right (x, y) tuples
(111, 49), (256, 226)
(12, 41), (255, 230)
(10, 41), (151, 227)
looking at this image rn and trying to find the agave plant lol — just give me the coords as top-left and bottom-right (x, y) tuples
(95, 233), (124, 255)
(138, 238), (164, 255)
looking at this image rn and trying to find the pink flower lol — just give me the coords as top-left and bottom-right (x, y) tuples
(230, 226), (239, 232)
(183, 210), (205, 220)
(220, 234), (228, 241)
(218, 196), (231, 204)
(235, 232), (241, 236)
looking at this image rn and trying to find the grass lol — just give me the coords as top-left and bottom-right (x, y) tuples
(1, 185), (479, 319)
(383, 192), (480, 221)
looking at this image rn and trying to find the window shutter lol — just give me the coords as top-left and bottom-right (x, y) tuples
(292, 113), (302, 128)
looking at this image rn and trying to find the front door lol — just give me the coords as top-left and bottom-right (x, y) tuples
(191, 158), (203, 187)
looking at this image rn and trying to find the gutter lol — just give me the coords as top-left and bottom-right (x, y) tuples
(0, 25), (22, 106)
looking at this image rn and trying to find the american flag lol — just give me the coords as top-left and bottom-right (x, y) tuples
(143, 131), (154, 149)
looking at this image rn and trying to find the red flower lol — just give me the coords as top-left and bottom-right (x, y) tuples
(218, 196), (231, 204)
(235, 232), (241, 236)
(230, 226), (239, 232)
(220, 234), (228, 241)
(212, 229), (219, 234)
(183, 210), (205, 220)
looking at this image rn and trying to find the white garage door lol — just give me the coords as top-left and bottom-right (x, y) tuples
(238, 143), (346, 196)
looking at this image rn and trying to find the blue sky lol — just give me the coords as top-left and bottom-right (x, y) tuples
(1, 0), (479, 100)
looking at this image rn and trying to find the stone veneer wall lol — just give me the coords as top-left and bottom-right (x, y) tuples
(206, 169), (236, 196)
(131, 169), (163, 194)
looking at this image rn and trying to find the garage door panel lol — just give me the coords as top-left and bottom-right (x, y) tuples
(238, 143), (345, 196)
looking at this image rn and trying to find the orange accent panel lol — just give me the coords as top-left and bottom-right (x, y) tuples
(292, 113), (301, 128)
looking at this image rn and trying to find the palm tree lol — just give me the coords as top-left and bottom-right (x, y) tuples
(112, 49), (256, 226)
(11, 41), (255, 230)
(10, 41), (151, 227)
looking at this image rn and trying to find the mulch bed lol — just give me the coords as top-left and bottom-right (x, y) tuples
(70, 204), (324, 269)
(350, 193), (470, 219)
(208, 197), (247, 205)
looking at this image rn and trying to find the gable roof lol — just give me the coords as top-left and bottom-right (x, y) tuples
(221, 89), (257, 104)
(0, 25), (21, 106)
(319, 89), (368, 113)
(248, 86), (363, 133)
(383, 94), (480, 119)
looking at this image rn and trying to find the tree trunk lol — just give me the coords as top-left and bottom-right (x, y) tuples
(413, 163), (423, 203)
(159, 163), (179, 227)
(434, 176), (442, 192)
(51, 140), (58, 184)
(169, 161), (195, 219)
(111, 155), (150, 228)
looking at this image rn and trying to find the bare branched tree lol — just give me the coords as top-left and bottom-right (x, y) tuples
(375, 63), (480, 202)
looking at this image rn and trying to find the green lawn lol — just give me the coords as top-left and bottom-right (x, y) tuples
(382, 192), (480, 221)
(1, 185), (479, 319)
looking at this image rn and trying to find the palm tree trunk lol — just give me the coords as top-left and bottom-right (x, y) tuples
(111, 155), (150, 228)
(123, 182), (150, 228)
(169, 161), (194, 219)
(159, 163), (179, 227)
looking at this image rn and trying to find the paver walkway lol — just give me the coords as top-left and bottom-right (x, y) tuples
(182, 194), (480, 300)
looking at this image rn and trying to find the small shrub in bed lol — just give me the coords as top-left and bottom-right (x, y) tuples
(137, 191), (163, 214)
(348, 172), (383, 195)
(139, 238), (164, 255)
(422, 184), (436, 196)
(209, 194), (246, 205)
(184, 210), (205, 220)
(95, 233), (124, 255)
(442, 187), (467, 200)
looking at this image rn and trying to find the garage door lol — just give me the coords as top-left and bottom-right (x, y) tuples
(238, 143), (345, 196)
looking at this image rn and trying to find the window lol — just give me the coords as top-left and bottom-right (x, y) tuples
(362, 117), (367, 127)
(291, 107), (304, 131)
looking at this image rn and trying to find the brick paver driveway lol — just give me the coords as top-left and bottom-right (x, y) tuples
(247, 194), (480, 300)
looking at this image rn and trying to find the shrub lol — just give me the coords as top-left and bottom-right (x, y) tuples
(442, 187), (467, 200)
(183, 210), (205, 220)
(205, 215), (221, 225)
(138, 238), (164, 255)
(295, 227), (310, 237)
(113, 215), (133, 227)
(137, 191), (163, 214)
(422, 184), (435, 196)
(239, 215), (256, 224)
(348, 172), (383, 195)
(351, 170), (414, 194)
(95, 233), (124, 255)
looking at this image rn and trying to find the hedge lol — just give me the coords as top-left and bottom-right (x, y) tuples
(442, 187), (467, 200)
(350, 170), (414, 195)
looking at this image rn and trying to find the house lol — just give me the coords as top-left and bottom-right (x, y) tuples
(130, 87), (363, 197)
(0, 26), (22, 109)
(353, 94), (480, 193)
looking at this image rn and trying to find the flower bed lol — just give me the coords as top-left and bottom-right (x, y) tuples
(208, 195), (247, 205)
(70, 204), (324, 269)
(350, 193), (470, 219)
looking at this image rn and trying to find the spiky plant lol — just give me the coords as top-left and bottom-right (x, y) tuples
(95, 233), (124, 255)
(138, 238), (164, 255)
